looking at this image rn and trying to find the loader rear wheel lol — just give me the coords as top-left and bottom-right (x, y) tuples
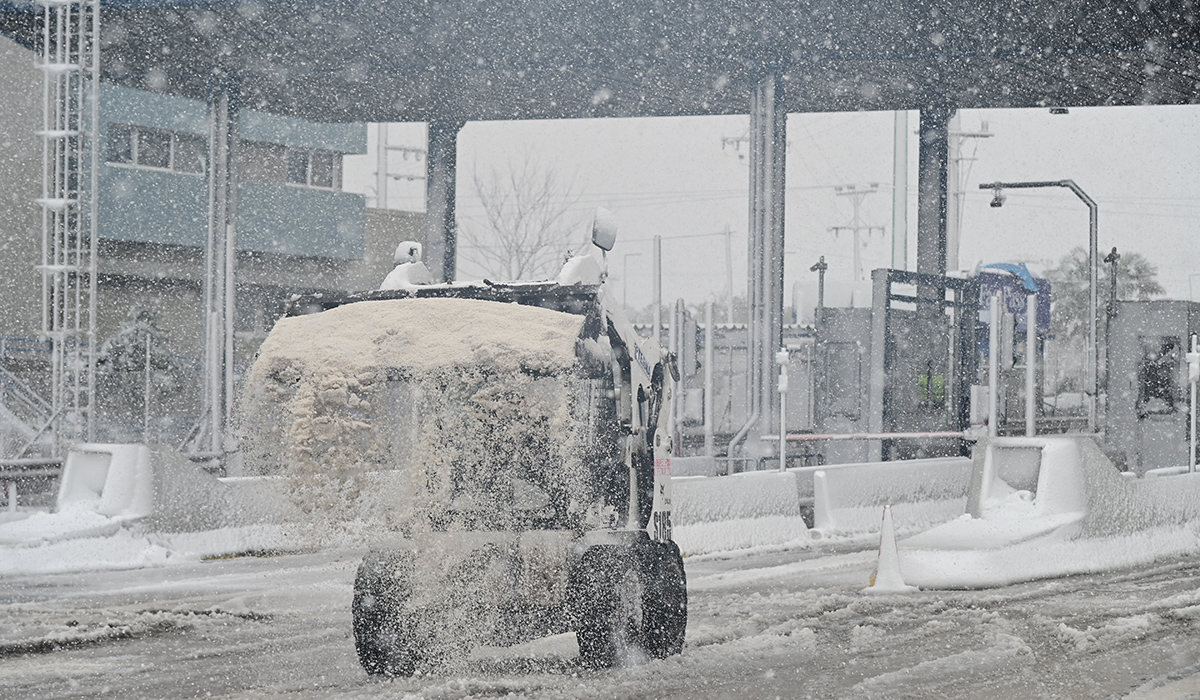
(352, 550), (419, 676)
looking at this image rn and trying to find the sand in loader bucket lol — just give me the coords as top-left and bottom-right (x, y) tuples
(237, 297), (594, 543)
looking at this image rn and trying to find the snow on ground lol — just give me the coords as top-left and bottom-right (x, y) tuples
(901, 521), (1200, 589)
(0, 520), (303, 576)
(3, 542), (1200, 699)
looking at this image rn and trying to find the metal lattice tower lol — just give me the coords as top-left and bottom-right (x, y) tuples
(37, 0), (100, 452)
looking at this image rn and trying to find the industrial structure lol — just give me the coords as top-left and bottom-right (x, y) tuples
(1, 0), (1198, 473)
(0, 32), (418, 461)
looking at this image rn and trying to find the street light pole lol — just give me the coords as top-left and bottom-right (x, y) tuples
(981, 179), (1099, 433)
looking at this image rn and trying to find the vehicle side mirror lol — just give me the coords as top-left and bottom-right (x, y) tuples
(591, 207), (617, 252)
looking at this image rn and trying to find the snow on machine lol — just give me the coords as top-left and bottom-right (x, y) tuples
(238, 214), (686, 674)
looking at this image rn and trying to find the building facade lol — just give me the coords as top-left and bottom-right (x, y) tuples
(0, 35), (420, 452)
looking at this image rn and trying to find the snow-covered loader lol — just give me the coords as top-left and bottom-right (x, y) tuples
(240, 216), (686, 673)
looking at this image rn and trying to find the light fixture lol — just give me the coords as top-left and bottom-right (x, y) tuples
(989, 187), (1005, 208)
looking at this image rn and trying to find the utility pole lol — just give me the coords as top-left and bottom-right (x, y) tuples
(375, 123), (388, 208)
(374, 124), (427, 209)
(724, 225), (735, 323)
(947, 115), (994, 271)
(829, 184), (885, 281)
(892, 111), (909, 270)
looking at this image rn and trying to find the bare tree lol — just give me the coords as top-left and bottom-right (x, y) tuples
(1047, 246), (1164, 342)
(460, 154), (583, 281)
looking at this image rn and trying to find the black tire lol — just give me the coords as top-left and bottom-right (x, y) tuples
(352, 550), (419, 676)
(640, 540), (687, 659)
(570, 539), (687, 668)
(572, 545), (643, 667)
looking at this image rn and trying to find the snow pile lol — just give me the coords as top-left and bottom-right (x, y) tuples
(0, 504), (134, 547)
(898, 437), (1200, 588)
(901, 523), (1200, 589)
(238, 297), (589, 536)
(1055, 613), (1157, 653)
(671, 471), (810, 555)
(0, 604), (268, 656)
(850, 628), (1033, 697)
(0, 524), (301, 576)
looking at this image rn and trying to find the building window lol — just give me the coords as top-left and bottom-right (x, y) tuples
(286, 149), (309, 185)
(107, 125), (133, 163)
(240, 141), (287, 184)
(105, 125), (342, 189)
(310, 151), (336, 188)
(138, 129), (171, 169)
(106, 124), (207, 175)
(285, 147), (341, 189)
(173, 133), (207, 174)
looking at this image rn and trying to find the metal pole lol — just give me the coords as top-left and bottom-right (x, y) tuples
(980, 179), (1097, 432)
(806, 342), (815, 429)
(1063, 181), (1100, 435)
(86, 0), (99, 442)
(1190, 334), (1198, 473)
(989, 292), (1000, 438)
(223, 102), (240, 454)
(425, 119), (463, 283)
(1025, 291), (1036, 437)
(724, 226), (734, 323)
(704, 301), (714, 457)
(653, 235), (662, 344)
(777, 349), (788, 472)
(668, 299), (679, 456)
(892, 111), (908, 270)
(144, 331), (150, 440)
(375, 123), (388, 209)
(810, 256), (828, 328)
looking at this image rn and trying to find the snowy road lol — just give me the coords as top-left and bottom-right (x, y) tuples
(2, 542), (1200, 699)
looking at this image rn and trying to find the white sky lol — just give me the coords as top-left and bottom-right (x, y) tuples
(344, 105), (1200, 310)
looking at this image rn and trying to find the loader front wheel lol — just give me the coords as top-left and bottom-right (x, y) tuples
(572, 540), (687, 667)
(573, 546), (645, 667)
(641, 540), (687, 659)
(352, 550), (419, 676)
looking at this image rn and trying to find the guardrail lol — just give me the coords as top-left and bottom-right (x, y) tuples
(0, 336), (52, 363)
(0, 458), (63, 511)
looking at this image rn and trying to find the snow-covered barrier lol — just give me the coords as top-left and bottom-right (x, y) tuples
(58, 443), (154, 519)
(809, 457), (972, 534)
(666, 456), (722, 477)
(0, 444), (303, 546)
(900, 436), (1200, 588)
(671, 470), (810, 555)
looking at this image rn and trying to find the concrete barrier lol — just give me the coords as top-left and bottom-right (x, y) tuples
(808, 457), (972, 534)
(900, 436), (1200, 588)
(670, 470), (810, 555)
(0, 444), (308, 545)
(57, 443), (154, 519)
